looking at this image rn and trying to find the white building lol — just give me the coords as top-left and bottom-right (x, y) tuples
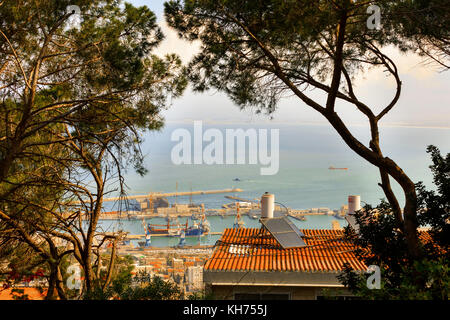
(186, 266), (203, 292)
(134, 265), (154, 274)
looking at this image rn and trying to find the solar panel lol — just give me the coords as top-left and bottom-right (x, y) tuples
(345, 214), (360, 234)
(273, 210), (284, 218)
(261, 216), (306, 248)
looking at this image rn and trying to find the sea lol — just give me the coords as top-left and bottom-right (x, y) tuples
(96, 122), (450, 247)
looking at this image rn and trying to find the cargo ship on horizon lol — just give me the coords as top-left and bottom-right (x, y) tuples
(328, 166), (348, 170)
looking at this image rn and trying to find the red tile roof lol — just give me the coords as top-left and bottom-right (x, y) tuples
(0, 287), (47, 300)
(204, 228), (367, 272)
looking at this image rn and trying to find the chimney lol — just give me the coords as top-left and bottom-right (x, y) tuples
(260, 192), (274, 220)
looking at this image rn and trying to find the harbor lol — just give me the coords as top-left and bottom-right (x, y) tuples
(83, 188), (348, 252)
(92, 188), (346, 221)
(90, 191), (354, 294)
(95, 214), (347, 251)
(99, 214), (347, 248)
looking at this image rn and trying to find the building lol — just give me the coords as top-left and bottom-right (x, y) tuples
(331, 220), (342, 230)
(133, 265), (154, 274)
(186, 266), (204, 292)
(157, 204), (190, 215)
(203, 227), (367, 300)
(340, 204), (348, 215)
(172, 258), (184, 270)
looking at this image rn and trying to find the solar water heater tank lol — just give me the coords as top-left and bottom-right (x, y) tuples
(261, 192), (274, 219)
(348, 195), (361, 214)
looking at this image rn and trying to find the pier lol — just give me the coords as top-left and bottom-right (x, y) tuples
(104, 188), (242, 202)
(224, 195), (259, 203)
(125, 232), (223, 240)
(71, 188), (243, 205)
(287, 213), (307, 221)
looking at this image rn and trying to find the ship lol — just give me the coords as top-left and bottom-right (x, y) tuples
(146, 222), (182, 236)
(184, 217), (210, 236)
(334, 213), (346, 220)
(329, 166), (348, 170)
(145, 215), (210, 237)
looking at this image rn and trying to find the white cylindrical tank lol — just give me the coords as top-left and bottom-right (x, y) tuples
(348, 195), (361, 214)
(261, 192), (274, 219)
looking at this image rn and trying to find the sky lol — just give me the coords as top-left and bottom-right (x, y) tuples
(129, 0), (450, 129)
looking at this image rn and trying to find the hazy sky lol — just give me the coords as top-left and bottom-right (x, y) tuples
(130, 0), (449, 128)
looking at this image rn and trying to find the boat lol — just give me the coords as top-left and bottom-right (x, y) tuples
(147, 222), (182, 237)
(334, 213), (346, 219)
(329, 166), (348, 170)
(247, 212), (258, 219)
(145, 215), (210, 237)
(185, 217), (210, 236)
(233, 178), (241, 182)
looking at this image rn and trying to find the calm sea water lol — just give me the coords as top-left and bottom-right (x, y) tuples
(96, 123), (449, 244)
(105, 123), (450, 209)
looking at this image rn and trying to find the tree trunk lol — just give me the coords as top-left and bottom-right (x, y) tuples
(82, 259), (94, 294)
(56, 266), (67, 300)
(378, 168), (403, 227)
(324, 113), (422, 259)
(45, 264), (58, 300)
(102, 240), (117, 290)
(402, 184), (421, 259)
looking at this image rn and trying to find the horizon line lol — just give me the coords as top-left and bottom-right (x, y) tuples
(163, 120), (450, 130)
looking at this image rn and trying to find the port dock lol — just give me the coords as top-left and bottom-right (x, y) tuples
(224, 195), (259, 203)
(125, 231), (223, 240)
(102, 188), (243, 202)
(71, 188), (243, 208)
